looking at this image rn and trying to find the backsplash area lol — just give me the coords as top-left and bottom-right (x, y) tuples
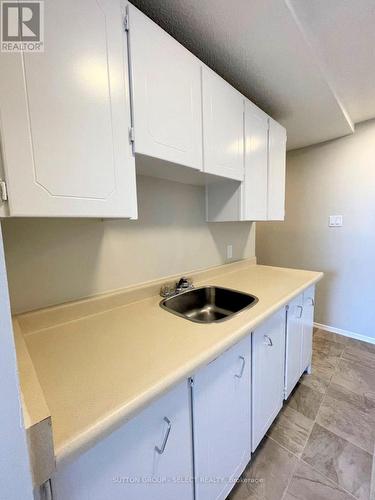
(3, 175), (255, 314)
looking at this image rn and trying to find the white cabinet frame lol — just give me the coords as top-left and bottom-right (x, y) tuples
(127, 4), (203, 171)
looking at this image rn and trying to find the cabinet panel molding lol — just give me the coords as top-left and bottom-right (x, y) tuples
(202, 66), (244, 181)
(0, 0), (137, 218)
(128, 4), (202, 170)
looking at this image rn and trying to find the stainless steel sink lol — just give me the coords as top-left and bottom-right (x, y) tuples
(160, 286), (258, 323)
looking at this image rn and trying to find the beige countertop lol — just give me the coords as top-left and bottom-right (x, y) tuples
(14, 260), (323, 469)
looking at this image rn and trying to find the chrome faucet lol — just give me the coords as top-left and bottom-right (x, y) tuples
(160, 276), (194, 298)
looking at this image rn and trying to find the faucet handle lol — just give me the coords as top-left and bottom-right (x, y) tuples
(160, 277), (194, 297)
(176, 276), (193, 291)
(160, 284), (175, 298)
(176, 276), (193, 288)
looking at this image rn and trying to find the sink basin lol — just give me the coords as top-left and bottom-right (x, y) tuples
(160, 286), (258, 323)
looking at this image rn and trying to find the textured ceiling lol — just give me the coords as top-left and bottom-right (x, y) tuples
(287, 0), (375, 124)
(129, 0), (374, 149)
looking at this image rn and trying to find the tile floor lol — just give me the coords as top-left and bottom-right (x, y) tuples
(229, 328), (375, 500)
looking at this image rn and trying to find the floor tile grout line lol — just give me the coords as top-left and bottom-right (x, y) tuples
(267, 435), (358, 500)
(317, 335), (375, 457)
(304, 331), (374, 499)
(252, 331), (373, 500)
(267, 335), (337, 461)
(264, 436), (301, 500)
(280, 457), (299, 500)
(315, 414), (375, 456)
(278, 333), (363, 499)
(298, 390), (326, 459)
(298, 457), (359, 500)
(299, 354), (331, 457)
(293, 349), (362, 500)
(267, 434), (301, 460)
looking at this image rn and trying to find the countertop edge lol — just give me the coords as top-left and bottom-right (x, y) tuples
(13, 320), (55, 486)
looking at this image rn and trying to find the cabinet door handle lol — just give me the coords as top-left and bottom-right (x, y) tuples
(235, 356), (246, 378)
(297, 305), (303, 318)
(155, 417), (171, 455)
(308, 297), (315, 306)
(264, 335), (273, 346)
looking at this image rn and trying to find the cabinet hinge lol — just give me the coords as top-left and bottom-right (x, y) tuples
(0, 179), (8, 202)
(124, 13), (129, 32)
(129, 127), (135, 143)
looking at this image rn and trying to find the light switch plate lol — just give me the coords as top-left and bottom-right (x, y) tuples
(329, 215), (343, 227)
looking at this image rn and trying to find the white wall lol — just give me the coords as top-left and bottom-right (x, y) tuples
(257, 119), (375, 340)
(0, 224), (33, 500)
(3, 175), (255, 313)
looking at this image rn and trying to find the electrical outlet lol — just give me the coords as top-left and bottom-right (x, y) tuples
(329, 215), (343, 227)
(226, 244), (233, 259)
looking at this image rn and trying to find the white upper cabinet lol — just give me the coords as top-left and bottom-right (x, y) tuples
(193, 335), (251, 500)
(0, 0), (137, 218)
(202, 66), (244, 181)
(268, 118), (287, 220)
(242, 100), (269, 220)
(205, 102), (286, 222)
(128, 4), (202, 170)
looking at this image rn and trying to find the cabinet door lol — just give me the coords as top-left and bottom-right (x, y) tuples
(0, 0), (136, 218)
(202, 66), (244, 181)
(285, 294), (304, 399)
(301, 286), (315, 373)
(193, 335), (251, 500)
(128, 5), (202, 170)
(52, 381), (194, 500)
(242, 100), (269, 220)
(252, 308), (285, 451)
(267, 118), (287, 220)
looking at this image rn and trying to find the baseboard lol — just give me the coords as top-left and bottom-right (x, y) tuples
(314, 322), (375, 345)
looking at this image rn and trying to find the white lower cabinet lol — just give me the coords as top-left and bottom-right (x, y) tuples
(49, 287), (316, 499)
(285, 293), (304, 399)
(252, 308), (286, 451)
(285, 287), (315, 399)
(301, 286), (315, 374)
(51, 381), (194, 500)
(192, 335), (252, 500)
